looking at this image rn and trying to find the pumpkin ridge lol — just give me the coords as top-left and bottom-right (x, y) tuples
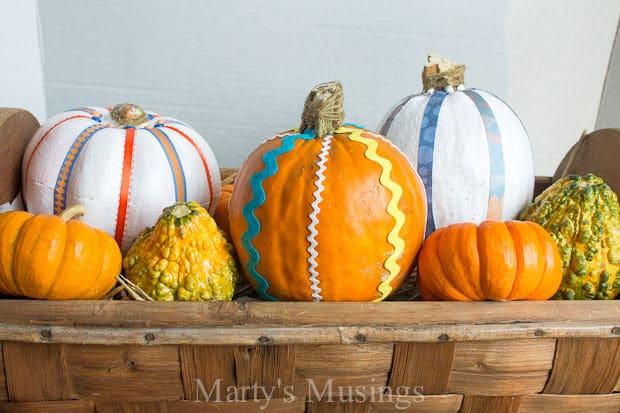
(347, 129), (407, 301)
(144, 127), (187, 203)
(241, 131), (314, 301)
(305, 135), (333, 301)
(378, 94), (420, 136)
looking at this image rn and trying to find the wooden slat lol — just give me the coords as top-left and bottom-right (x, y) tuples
(0, 342), (8, 402)
(306, 401), (369, 413)
(295, 344), (393, 398)
(368, 395), (463, 412)
(387, 342), (454, 394)
(447, 339), (556, 396)
(0, 300), (617, 329)
(3, 343), (73, 402)
(0, 400), (95, 413)
(179, 345), (236, 400)
(233, 344), (296, 398)
(544, 337), (620, 394)
(62, 344), (183, 401)
(616, 374), (620, 392)
(519, 394), (620, 412)
(95, 398), (305, 413)
(459, 395), (521, 413)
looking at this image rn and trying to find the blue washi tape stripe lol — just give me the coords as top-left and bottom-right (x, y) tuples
(145, 127), (188, 202)
(241, 131), (315, 301)
(463, 90), (505, 219)
(418, 91), (447, 238)
(54, 124), (109, 214)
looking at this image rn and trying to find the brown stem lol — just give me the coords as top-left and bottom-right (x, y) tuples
(111, 103), (149, 127)
(421, 54), (466, 91)
(299, 81), (345, 138)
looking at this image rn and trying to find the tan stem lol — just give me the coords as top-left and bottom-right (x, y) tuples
(170, 203), (192, 218)
(111, 103), (149, 127)
(422, 54), (465, 91)
(58, 205), (87, 222)
(299, 81), (345, 138)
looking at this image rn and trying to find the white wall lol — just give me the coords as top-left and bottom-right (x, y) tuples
(598, 19), (620, 129)
(5, 0), (620, 176)
(0, 0), (46, 121)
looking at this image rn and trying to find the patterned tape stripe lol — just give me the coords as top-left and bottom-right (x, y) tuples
(344, 127), (406, 301)
(463, 90), (505, 220)
(379, 94), (418, 136)
(419, 91), (448, 238)
(145, 127), (187, 202)
(242, 131), (315, 301)
(306, 135), (333, 301)
(53, 124), (109, 214)
(162, 125), (214, 210)
(115, 127), (136, 246)
(69, 107), (103, 119)
(24, 115), (97, 180)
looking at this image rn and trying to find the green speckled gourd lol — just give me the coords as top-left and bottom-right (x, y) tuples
(519, 174), (620, 299)
(123, 202), (238, 301)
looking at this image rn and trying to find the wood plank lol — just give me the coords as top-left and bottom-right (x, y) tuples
(62, 344), (183, 401)
(616, 374), (620, 392)
(95, 398), (304, 413)
(458, 395), (521, 413)
(447, 339), (556, 396)
(233, 344), (296, 399)
(179, 345), (237, 400)
(0, 300), (617, 329)
(0, 342), (8, 401)
(519, 394), (620, 412)
(306, 401), (369, 413)
(3, 342), (73, 402)
(368, 394), (463, 412)
(295, 344), (393, 399)
(544, 337), (620, 394)
(387, 342), (454, 394)
(0, 400), (95, 413)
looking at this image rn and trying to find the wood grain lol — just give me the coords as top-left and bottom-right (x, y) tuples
(387, 342), (455, 394)
(459, 395), (521, 413)
(0, 400), (95, 413)
(544, 337), (620, 394)
(94, 398), (305, 413)
(0, 342), (8, 402)
(62, 344), (183, 401)
(3, 342), (73, 402)
(447, 339), (556, 395)
(179, 345), (237, 400)
(295, 344), (393, 398)
(368, 395), (463, 412)
(233, 344), (296, 398)
(519, 394), (620, 412)
(0, 108), (39, 204)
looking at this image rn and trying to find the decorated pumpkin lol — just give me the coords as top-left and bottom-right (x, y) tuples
(22, 104), (221, 252)
(418, 220), (562, 301)
(0, 205), (121, 299)
(378, 54), (534, 237)
(519, 174), (620, 299)
(228, 81), (427, 302)
(123, 201), (238, 301)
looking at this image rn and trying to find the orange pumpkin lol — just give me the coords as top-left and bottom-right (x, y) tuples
(417, 220), (562, 301)
(0, 205), (121, 299)
(228, 82), (427, 301)
(213, 184), (233, 236)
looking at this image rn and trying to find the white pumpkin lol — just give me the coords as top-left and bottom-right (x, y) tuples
(22, 104), (220, 252)
(378, 55), (534, 237)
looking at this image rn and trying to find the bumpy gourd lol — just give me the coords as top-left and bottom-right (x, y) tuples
(519, 174), (620, 299)
(123, 202), (238, 301)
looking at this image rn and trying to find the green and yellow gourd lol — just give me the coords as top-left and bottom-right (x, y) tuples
(519, 174), (620, 299)
(123, 201), (238, 301)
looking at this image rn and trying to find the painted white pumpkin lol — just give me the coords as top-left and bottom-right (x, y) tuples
(22, 104), (221, 252)
(378, 55), (534, 237)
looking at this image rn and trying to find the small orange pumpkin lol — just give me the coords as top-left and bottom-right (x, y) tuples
(213, 184), (233, 236)
(417, 220), (562, 301)
(0, 205), (121, 299)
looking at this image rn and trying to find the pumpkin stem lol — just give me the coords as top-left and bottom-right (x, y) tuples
(422, 54), (465, 92)
(299, 81), (345, 138)
(170, 203), (192, 218)
(59, 205), (87, 222)
(111, 103), (149, 127)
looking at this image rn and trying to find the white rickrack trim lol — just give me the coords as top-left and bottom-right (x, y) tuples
(305, 135), (333, 301)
